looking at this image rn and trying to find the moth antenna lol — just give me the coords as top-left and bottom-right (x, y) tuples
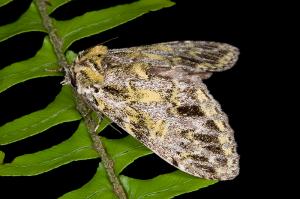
(108, 123), (124, 135)
(99, 37), (119, 45)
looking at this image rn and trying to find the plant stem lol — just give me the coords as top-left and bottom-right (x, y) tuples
(35, 1), (127, 198)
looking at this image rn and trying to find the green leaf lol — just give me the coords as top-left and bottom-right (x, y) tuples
(0, 86), (81, 145)
(60, 164), (117, 199)
(121, 171), (217, 199)
(0, 37), (62, 93)
(0, 151), (4, 164)
(0, 0), (12, 7)
(96, 116), (111, 134)
(0, 3), (46, 42)
(102, 136), (152, 174)
(47, 0), (73, 14)
(55, 0), (175, 51)
(65, 50), (77, 64)
(0, 121), (98, 176)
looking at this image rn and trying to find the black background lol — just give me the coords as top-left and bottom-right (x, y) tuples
(0, 0), (276, 198)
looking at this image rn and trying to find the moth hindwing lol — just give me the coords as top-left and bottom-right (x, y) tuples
(69, 41), (240, 180)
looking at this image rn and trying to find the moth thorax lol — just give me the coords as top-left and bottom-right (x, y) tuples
(85, 45), (108, 59)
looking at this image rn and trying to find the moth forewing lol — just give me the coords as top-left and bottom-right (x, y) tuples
(70, 41), (240, 180)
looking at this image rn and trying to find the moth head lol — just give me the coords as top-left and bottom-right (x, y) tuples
(78, 45), (108, 60)
(71, 45), (107, 93)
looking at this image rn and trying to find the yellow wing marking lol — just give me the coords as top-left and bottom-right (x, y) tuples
(216, 51), (235, 67)
(137, 89), (163, 103)
(223, 147), (233, 156)
(77, 67), (104, 84)
(151, 44), (173, 52)
(125, 107), (140, 123)
(196, 89), (209, 102)
(143, 53), (165, 60)
(201, 105), (218, 117)
(127, 84), (163, 103)
(144, 115), (167, 138)
(95, 97), (106, 111)
(218, 134), (230, 144)
(214, 120), (226, 132)
(131, 63), (149, 79)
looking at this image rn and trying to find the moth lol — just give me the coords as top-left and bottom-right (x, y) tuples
(69, 41), (240, 180)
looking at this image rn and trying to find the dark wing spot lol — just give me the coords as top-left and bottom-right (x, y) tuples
(217, 49), (228, 55)
(180, 129), (194, 138)
(131, 119), (150, 140)
(155, 131), (163, 137)
(205, 120), (220, 131)
(195, 164), (215, 174)
(92, 86), (99, 93)
(201, 43), (220, 50)
(232, 159), (238, 165)
(194, 134), (218, 143)
(172, 158), (178, 166)
(181, 130), (190, 135)
(103, 86), (120, 96)
(172, 56), (200, 67)
(177, 105), (204, 117)
(201, 52), (220, 61)
(131, 127), (147, 141)
(231, 147), (236, 154)
(216, 157), (228, 166)
(179, 142), (187, 149)
(214, 107), (221, 114)
(190, 155), (208, 162)
(92, 96), (99, 106)
(103, 85), (129, 99)
(204, 145), (223, 154)
(184, 87), (197, 95)
(114, 117), (123, 125)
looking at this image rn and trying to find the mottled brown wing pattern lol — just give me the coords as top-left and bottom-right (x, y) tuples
(70, 41), (240, 180)
(104, 40), (239, 72)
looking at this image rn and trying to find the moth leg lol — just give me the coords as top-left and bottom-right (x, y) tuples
(94, 120), (101, 132)
(94, 112), (105, 133)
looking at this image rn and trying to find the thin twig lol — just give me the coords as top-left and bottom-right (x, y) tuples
(35, 1), (127, 198)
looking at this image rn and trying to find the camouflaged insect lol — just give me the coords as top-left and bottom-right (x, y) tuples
(69, 41), (240, 180)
